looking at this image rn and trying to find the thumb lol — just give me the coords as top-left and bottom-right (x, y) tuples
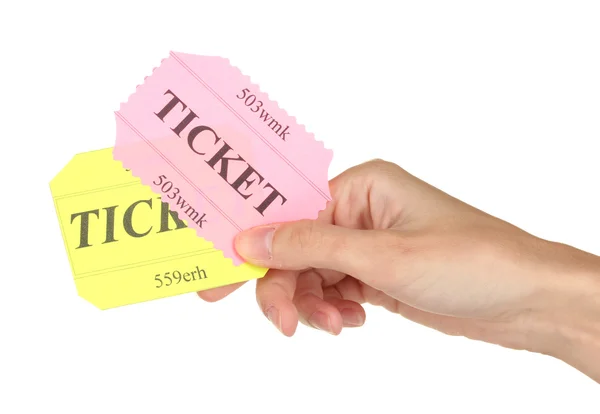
(234, 220), (395, 277)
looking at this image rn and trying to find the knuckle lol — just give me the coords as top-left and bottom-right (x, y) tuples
(362, 159), (407, 179)
(367, 158), (401, 171)
(368, 158), (391, 166)
(288, 220), (323, 252)
(381, 231), (418, 256)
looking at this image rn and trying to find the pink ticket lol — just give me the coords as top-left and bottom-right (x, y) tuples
(114, 52), (332, 265)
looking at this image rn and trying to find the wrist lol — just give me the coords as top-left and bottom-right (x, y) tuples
(532, 241), (600, 382)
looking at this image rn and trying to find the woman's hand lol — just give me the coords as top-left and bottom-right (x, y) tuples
(199, 159), (600, 382)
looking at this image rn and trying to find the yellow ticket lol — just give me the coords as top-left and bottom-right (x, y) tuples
(50, 148), (267, 309)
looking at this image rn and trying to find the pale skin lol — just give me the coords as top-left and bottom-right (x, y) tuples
(198, 159), (600, 383)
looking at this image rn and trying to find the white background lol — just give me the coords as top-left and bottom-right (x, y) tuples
(1, 0), (599, 412)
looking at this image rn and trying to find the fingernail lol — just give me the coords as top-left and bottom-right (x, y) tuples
(235, 226), (276, 261)
(266, 307), (282, 333)
(308, 311), (334, 335)
(341, 309), (365, 327)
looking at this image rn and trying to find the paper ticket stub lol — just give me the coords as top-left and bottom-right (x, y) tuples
(114, 52), (333, 264)
(50, 148), (267, 309)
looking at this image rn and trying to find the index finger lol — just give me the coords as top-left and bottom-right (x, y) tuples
(197, 282), (246, 302)
(256, 269), (299, 337)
